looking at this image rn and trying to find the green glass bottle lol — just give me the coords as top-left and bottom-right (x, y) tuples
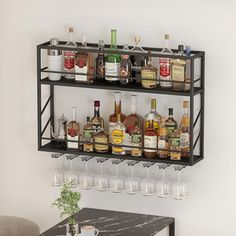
(105, 29), (121, 83)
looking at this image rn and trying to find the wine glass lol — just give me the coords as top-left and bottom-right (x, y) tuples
(110, 160), (124, 193)
(156, 165), (171, 198)
(125, 161), (139, 195)
(51, 154), (64, 187)
(64, 156), (78, 188)
(79, 158), (93, 190)
(94, 158), (108, 191)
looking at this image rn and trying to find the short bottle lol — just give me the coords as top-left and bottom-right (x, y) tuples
(83, 116), (94, 152)
(144, 113), (157, 159)
(96, 40), (105, 80)
(131, 121), (142, 157)
(120, 44), (132, 85)
(48, 38), (62, 81)
(93, 129), (109, 153)
(91, 101), (104, 134)
(141, 51), (158, 89)
(64, 27), (77, 79)
(170, 129), (181, 160)
(158, 117), (169, 159)
(67, 107), (80, 149)
(111, 114), (126, 155)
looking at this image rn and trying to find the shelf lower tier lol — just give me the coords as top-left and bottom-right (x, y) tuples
(39, 142), (203, 166)
(40, 77), (203, 96)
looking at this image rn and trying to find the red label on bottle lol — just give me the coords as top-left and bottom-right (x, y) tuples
(160, 58), (170, 77)
(78, 58), (87, 68)
(64, 51), (75, 70)
(68, 128), (77, 137)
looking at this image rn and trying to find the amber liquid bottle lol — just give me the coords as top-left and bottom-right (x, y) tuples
(158, 117), (169, 159)
(91, 100), (104, 134)
(83, 116), (94, 152)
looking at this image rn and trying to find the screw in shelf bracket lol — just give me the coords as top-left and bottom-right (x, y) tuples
(112, 159), (125, 165)
(158, 164), (171, 170)
(96, 157), (109, 164)
(65, 154), (79, 160)
(127, 160), (139, 166)
(142, 162), (155, 168)
(174, 165), (187, 171)
(51, 153), (64, 159)
(81, 155), (94, 162)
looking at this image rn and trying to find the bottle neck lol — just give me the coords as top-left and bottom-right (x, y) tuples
(164, 39), (170, 50)
(131, 96), (137, 114)
(94, 107), (100, 117)
(72, 108), (76, 121)
(111, 30), (117, 48)
(69, 32), (73, 42)
(184, 108), (188, 116)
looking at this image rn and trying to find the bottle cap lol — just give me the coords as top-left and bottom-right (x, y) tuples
(87, 116), (90, 122)
(50, 38), (59, 46)
(69, 27), (74, 33)
(151, 99), (156, 109)
(169, 108), (173, 115)
(98, 40), (105, 47)
(94, 100), (100, 107)
(178, 45), (184, 53)
(164, 34), (170, 40)
(183, 101), (189, 108)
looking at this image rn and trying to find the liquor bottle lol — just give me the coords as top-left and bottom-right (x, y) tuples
(141, 51), (158, 89)
(144, 99), (161, 134)
(170, 129), (181, 160)
(120, 44), (132, 85)
(165, 108), (178, 137)
(143, 113), (157, 159)
(184, 45), (191, 91)
(48, 38), (62, 81)
(67, 107), (80, 149)
(123, 95), (141, 154)
(93, 129), (109, 153)
(180, 101), (190, 158)
(109, 92), (126, 142)
(105, 29), (121, 83)
(96, 40), (105, 79)
(91, 100), (104, 134)
(130, 36), (147, 83)
(64, 27), (77, 79)
(75, 33), (94, 83)
(131, 121), (142, 157)
(171, 45), (186, 91)
(111, 114), (126, 155)
(159, 34), (173, 88)
(83, 116), (94, 152)
(158, 117), (169, 159)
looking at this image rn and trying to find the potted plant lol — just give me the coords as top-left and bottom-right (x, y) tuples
(53, 182), (81, 236)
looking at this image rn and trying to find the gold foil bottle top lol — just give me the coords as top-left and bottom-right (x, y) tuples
(151, 99), (157, 110)
(164, 34), (170, 40)
(69, 27), (74, 33)
(117, 114), (121, 122)
(183, 100), (190, 108)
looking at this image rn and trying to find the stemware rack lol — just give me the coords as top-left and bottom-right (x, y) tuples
(37, 40), (205, 166)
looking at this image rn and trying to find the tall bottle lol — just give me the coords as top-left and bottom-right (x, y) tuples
(83, 116), (94, 152)
(120, 44), (132, 85)
(123, 95), (141, 154)
(144, 99), (161, 134)
(96, 40), (105, 80)
(158, 117), (169, 159)
(64, 27), (77, 79)
(111, 114), (126, 155)
(75, 33), (94, 83)
(144, 113), (157, 159)
(131, 121), (142, 157)
(105, 29), (121, 83)
(165, 108), (178, 138)
(159, 34), (173, 88)
(109, 92), (126, 142)
(180, 101), (190, 158)
(91, 101), (104, 134)
(67, 107), (80, 149)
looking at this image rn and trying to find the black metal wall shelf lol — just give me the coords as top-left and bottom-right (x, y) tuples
(37, 40), (205, 166)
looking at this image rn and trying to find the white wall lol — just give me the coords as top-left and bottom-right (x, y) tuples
(1, 0), (236, 235)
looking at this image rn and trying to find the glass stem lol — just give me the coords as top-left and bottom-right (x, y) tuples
(178, 170), (181, 184)
(131, 166), (134, 178)
(100, 163), (104, 175)
(115, 165), (119, 176)
(85, 161), (88, 173)
(162, 169), (165, 182)
(146, 168), (150, 179)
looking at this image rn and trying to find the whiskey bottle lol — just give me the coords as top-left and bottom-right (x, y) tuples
(75, 33), (94, 83)
(96, 40), (105, 79)
(105, 29), (121, 83)
(93, 129), (109, 153)
(171, 45), (186, 91)
(170, 129), (181, 160)
(144, 99), (161, 134)
(131, 121), (142, 157)
(67, 107), (80, 149)
(158, 117), (169, 159)
(109, 92), (126, 143)
(91, 100), (104, 134)
(144, 113), (157, 159)
(159, 34), (173, 88)
(83, 116), (94, 152)
(64, 27), (77, 79)
(123, 95), (141, 154)
(120, 44), (132, 85)
(111, 114), (126, 155)
(165, 108), (178, 137)
(141, 51), (158, 89)
(180, 101), (190, 158)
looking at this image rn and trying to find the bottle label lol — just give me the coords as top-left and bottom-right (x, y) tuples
(180, 132), (189, 148)
(141, 70), (157, 87)
(144, 135), (157, 152)
(158, 139), (166, 149)
(109, 122), (116, 142)
(92, 124), (101, 133)
(67, 128), (79, 149)
(64, 51), (75, 70)
(75, 58), (88, 82)
(172, 63), (185, 82)
(97, 62), (105, 76)
(120, 67), (130, 77)
(124, 133), (132, 151)
(159, 58), (171, 77)
(112, 129), (124, 144)
(145, 120), (159, 131)
(94, 137), (108, 151)
(105, 62), (120, 81)
(83, 129), (93, 139)
(166, 125), (176, 135)
(131, 134), (142, 145)
(171, 137), (180, 149)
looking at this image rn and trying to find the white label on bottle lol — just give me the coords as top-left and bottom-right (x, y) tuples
(48, 55), (62, 81)
(159, 57), (172, 87)
(75, 64), (88, 82)
(105, 62), (120, 81)
(67, 135), (79, 149)
(180, 132), (189, 148)
(124, 133), (132, 151)
(158, 139), (166, 149)
(144, 135), (157, 152)
(109, 122), (116, 142)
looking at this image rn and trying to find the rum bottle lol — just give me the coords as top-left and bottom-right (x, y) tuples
(91, 101), (104, 134)
(120, 44), (132, 85)
(96, 40), (105, 79)
(158, 117), (169, 159)
(131, 121), (142, 157)
(83, 116), (94, 152)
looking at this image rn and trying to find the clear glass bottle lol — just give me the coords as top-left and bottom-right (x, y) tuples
(158, 117), (169, 159)
(159, 34), (173, 88)
(93, 129), (109, 153)
(144, 113), (157, 159)
(105, 29), (121, 83)
(74, 33), (94, 84)
(83, 116), (94, 152)
(180, 101), (190, 158)
(144, 99), (161, 134)
(170, 129), (181, 160)
(111, 114), (126, 155)
(120, 44), (132, 85)
(67, 107), (80, 149)
(141, 51), (158, 89)
(96, 40), (105, 80)
(64, 27), (77, 79)
(131, 121), (142, 157)
(91, 100), (104, 134)
(123, 95), (141, 154)
(109, 92), (126, 143)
